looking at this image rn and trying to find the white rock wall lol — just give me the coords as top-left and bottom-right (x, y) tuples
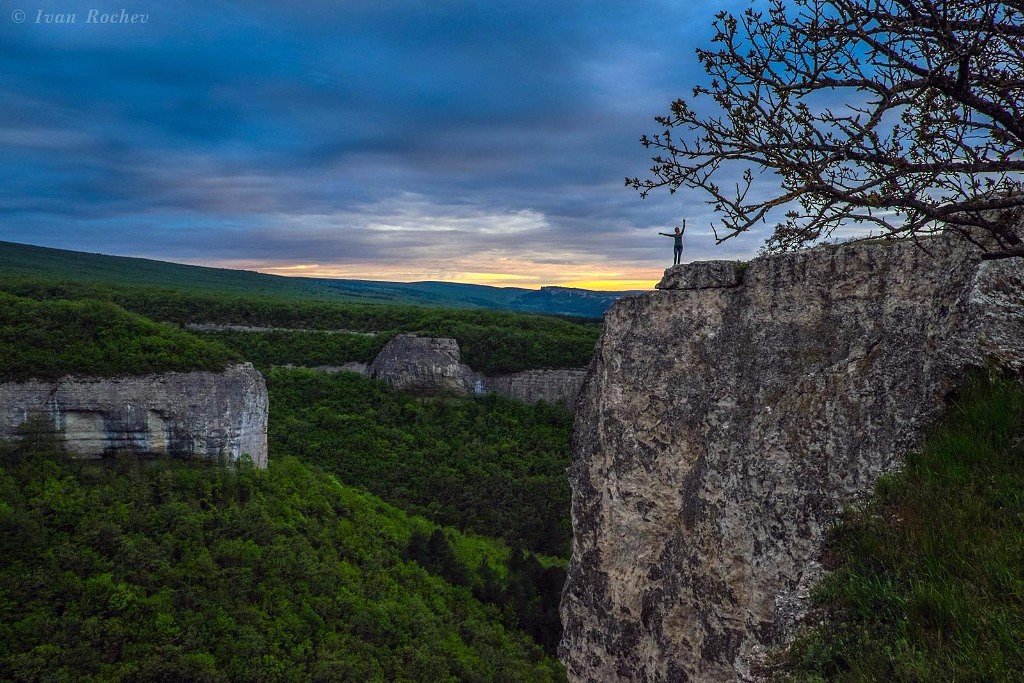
(0, 363), (269, 468)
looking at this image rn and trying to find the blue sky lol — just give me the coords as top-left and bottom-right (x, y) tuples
(0, 0), (769, 289)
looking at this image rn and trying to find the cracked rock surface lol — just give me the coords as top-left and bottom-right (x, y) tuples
(560, 236), (1024, 682)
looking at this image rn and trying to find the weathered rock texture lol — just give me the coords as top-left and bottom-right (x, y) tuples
(369, 334), (474, 396)
(656, 259), (745, 290)
(479, 369), (587, 407)
(0, 363), (269, 468)
(560, 237), (1024, 682)
(368, 333), (587, 407)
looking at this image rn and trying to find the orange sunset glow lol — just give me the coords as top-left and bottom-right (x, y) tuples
(199, 258), (666, 291)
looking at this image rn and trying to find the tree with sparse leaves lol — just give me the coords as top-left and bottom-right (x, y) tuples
(630, 0), (1024, 252)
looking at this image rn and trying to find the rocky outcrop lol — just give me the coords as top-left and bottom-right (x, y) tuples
(655, 259), (745, 290)
(367, 333), (588, 407)
(560, 236), (1024, 681)
(0, 363), (269, 468)
(369, 334), (473, 396)
(479, 369), (587, 407)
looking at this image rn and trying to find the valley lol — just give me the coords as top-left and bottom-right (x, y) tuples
(0, 247), (589, 680)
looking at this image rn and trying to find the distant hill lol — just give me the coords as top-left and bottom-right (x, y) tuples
(0, 241), (635, 318)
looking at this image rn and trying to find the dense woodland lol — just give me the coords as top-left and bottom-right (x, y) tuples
(0, 278), (580, 679)
(0, 292), (239, 382)
(267, 368), (574, 557)
(0, 428), (565, 680)
(0, 278), (599, 375)
(196, 330), (387, 368)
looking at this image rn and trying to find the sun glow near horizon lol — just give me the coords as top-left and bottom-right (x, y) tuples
(196, 258), (664, 292)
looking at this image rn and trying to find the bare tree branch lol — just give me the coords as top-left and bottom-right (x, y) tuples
(629, 0), (1024, 252)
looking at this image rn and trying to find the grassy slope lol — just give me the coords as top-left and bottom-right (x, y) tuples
(0, 292), (240, 382)
(0, 241), (346, 300)
(777, 378), (1024, 680)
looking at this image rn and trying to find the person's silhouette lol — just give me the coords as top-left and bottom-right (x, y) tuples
(659, 220), (686, 265)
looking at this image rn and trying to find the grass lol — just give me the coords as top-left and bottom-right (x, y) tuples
(777, 377), (1024, 681)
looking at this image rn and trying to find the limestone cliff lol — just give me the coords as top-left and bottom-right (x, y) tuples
(0, 363), (269, 468)
(480, 369), (587, 407)
(560, 237), (1024, 681)
(369, 334), (473, 396)
(368, 332), (587, 407)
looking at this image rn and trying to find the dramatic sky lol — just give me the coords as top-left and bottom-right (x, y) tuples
(1, 0), (771, 289)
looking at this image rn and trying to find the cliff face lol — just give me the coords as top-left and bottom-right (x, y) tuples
(481, 369), (587, 407)
(560, 238), (1024, 681)
(0, 363), (269, 468)
(369, 334), (473, 396)
(368, 333), (587, 408)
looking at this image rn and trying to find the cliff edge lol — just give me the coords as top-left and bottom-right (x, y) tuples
(560, 236), (1024, 681)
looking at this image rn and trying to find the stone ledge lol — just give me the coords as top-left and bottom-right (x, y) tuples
(656, 260), (745, 290)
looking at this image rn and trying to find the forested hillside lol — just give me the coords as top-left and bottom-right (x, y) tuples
(0, 241), (628, 317)
(268, 368), (573, 557)
(0, 279), (599, 375)
(0, 275), (579, 679)
(0, 292), (239, 382)
(0, 430), (564, 680)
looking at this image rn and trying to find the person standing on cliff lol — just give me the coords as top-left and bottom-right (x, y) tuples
(659, 220), (685, 266)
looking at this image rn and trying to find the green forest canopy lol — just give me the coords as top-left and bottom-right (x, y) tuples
(267, 368), (574, 557)
(0, 279), (599, 375)
(0, 435), (565, 681)
(0, 292), (239, 382)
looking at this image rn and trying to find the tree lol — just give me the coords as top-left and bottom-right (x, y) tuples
(629, 0), (1024, 252)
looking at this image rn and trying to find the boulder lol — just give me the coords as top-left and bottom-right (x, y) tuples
(369, 334), (473, 396)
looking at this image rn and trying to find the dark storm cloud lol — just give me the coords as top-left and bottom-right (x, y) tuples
(0, 0), (764, 281)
